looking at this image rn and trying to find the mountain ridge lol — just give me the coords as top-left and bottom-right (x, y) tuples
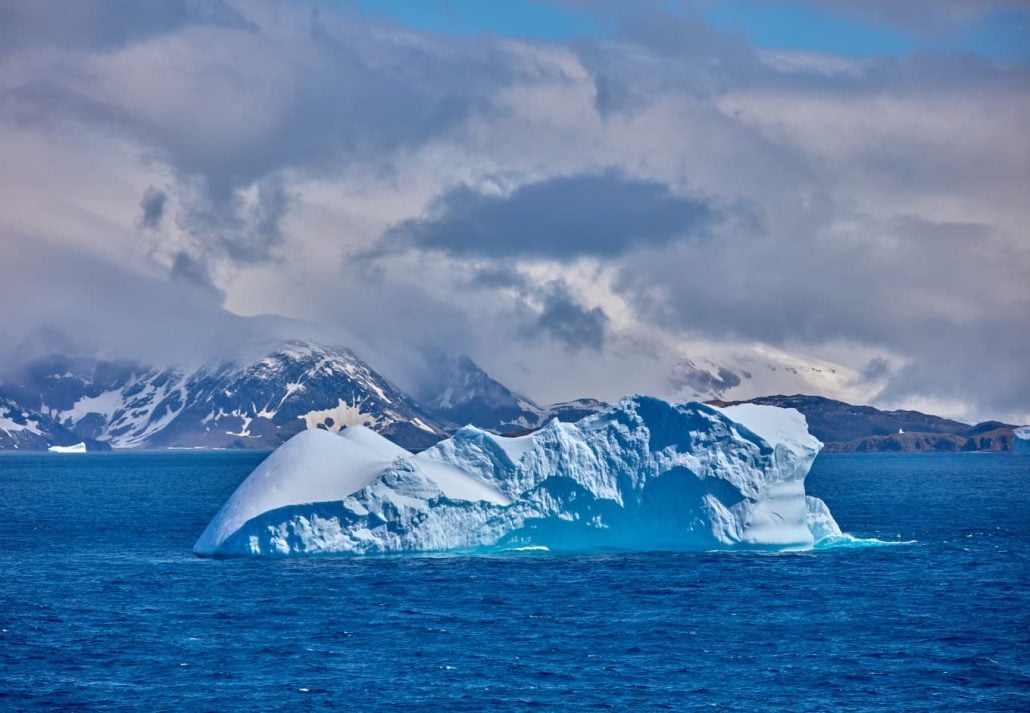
(0, 340), (447, 451)
(1, 342), (1022, 453)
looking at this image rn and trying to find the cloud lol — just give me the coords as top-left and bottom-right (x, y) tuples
(138, 186), (166, 230)
(806, 0), (1029, 33)
(174, 176), (292, 265)
(612, 209), (1030, 419)
(0, 0), (543, 268)
(520, 281), (609, 352)
(382, 170), (725, 260)
(169, 250), (225, 303)
(573, 2), (762, 114)
(0, 0), (252, 56)
(0, 238), (238, 371)
(0, 0), (1027, 422)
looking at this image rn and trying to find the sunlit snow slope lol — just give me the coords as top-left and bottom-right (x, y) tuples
(195, 396), (851, 556)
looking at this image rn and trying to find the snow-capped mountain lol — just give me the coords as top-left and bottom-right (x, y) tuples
(419, 355), (545, 432)
(0, 394), (106, 451)
(0, 341), (447, 451)
(663, 343), (871, 404)
(419, 354), (607, 433)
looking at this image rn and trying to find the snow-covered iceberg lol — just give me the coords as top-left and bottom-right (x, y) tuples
(194, 396), (851, 557)
(48, 442), (87, 454)
(1015, 426), (1030, 456)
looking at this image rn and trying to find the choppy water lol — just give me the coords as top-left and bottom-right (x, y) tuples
(1, 451), (1028, 711)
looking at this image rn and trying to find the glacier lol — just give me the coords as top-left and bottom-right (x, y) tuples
(194, 396), (855, 557)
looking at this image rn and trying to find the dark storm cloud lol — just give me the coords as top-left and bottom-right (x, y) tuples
(169, 250), (225, 303)
(175, 176), (291, 265)
(456, 266), (608, 352)
(138, 187), (166, 230)
(383, 170), (724, 260)
(521, 282), (609, 352)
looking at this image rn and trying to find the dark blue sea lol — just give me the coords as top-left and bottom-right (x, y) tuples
(1, 452), (1028, 711)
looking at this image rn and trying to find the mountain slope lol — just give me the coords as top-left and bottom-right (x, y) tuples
(0, 395), (108, 451)
(0, 341), (447, 451)
(420, 355), (544, 432)
(419, 354), (608, 433)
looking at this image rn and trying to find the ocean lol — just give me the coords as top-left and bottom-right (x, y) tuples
(1, 451), (1027, 711)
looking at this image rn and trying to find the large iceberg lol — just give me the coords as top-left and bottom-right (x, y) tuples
(1015, 426), (1030, 456)
(194, 396), (851, 556)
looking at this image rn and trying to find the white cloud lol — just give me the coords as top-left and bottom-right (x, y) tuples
(0, 0), (1027, 422)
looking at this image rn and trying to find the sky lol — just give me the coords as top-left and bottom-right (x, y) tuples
(0, 0), (1027, 423)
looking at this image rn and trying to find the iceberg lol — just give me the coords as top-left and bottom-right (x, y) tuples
(48, 442), (87, 454)
(1015, 426), (1030, 456)
(194, 396), (850, 557)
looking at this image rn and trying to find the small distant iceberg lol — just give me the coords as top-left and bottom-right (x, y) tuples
(195, 396), (860, 557)
(48, 442), (87, 454)
(1014, 426), (1030, 456)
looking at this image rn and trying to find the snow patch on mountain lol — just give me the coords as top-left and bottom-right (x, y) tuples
(0, 395), (105, 451)
(0, 402), (43, 437)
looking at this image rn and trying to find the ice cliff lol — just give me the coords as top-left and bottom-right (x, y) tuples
(194, 396), (849, 556)
(1015, 427), (1030, 456)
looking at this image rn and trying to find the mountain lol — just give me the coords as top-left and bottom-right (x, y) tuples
(3, 342), (1017, 454)
(418, 354), (607, 433)
(0, 395), (109, 451)
(710, 395), (1018, 452)
(661, 342), (874, 405)
(419, 355), (545, 432)
(0, 341), (447, 451)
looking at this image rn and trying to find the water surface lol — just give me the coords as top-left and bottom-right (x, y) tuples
(1, 451), (1027, 711)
